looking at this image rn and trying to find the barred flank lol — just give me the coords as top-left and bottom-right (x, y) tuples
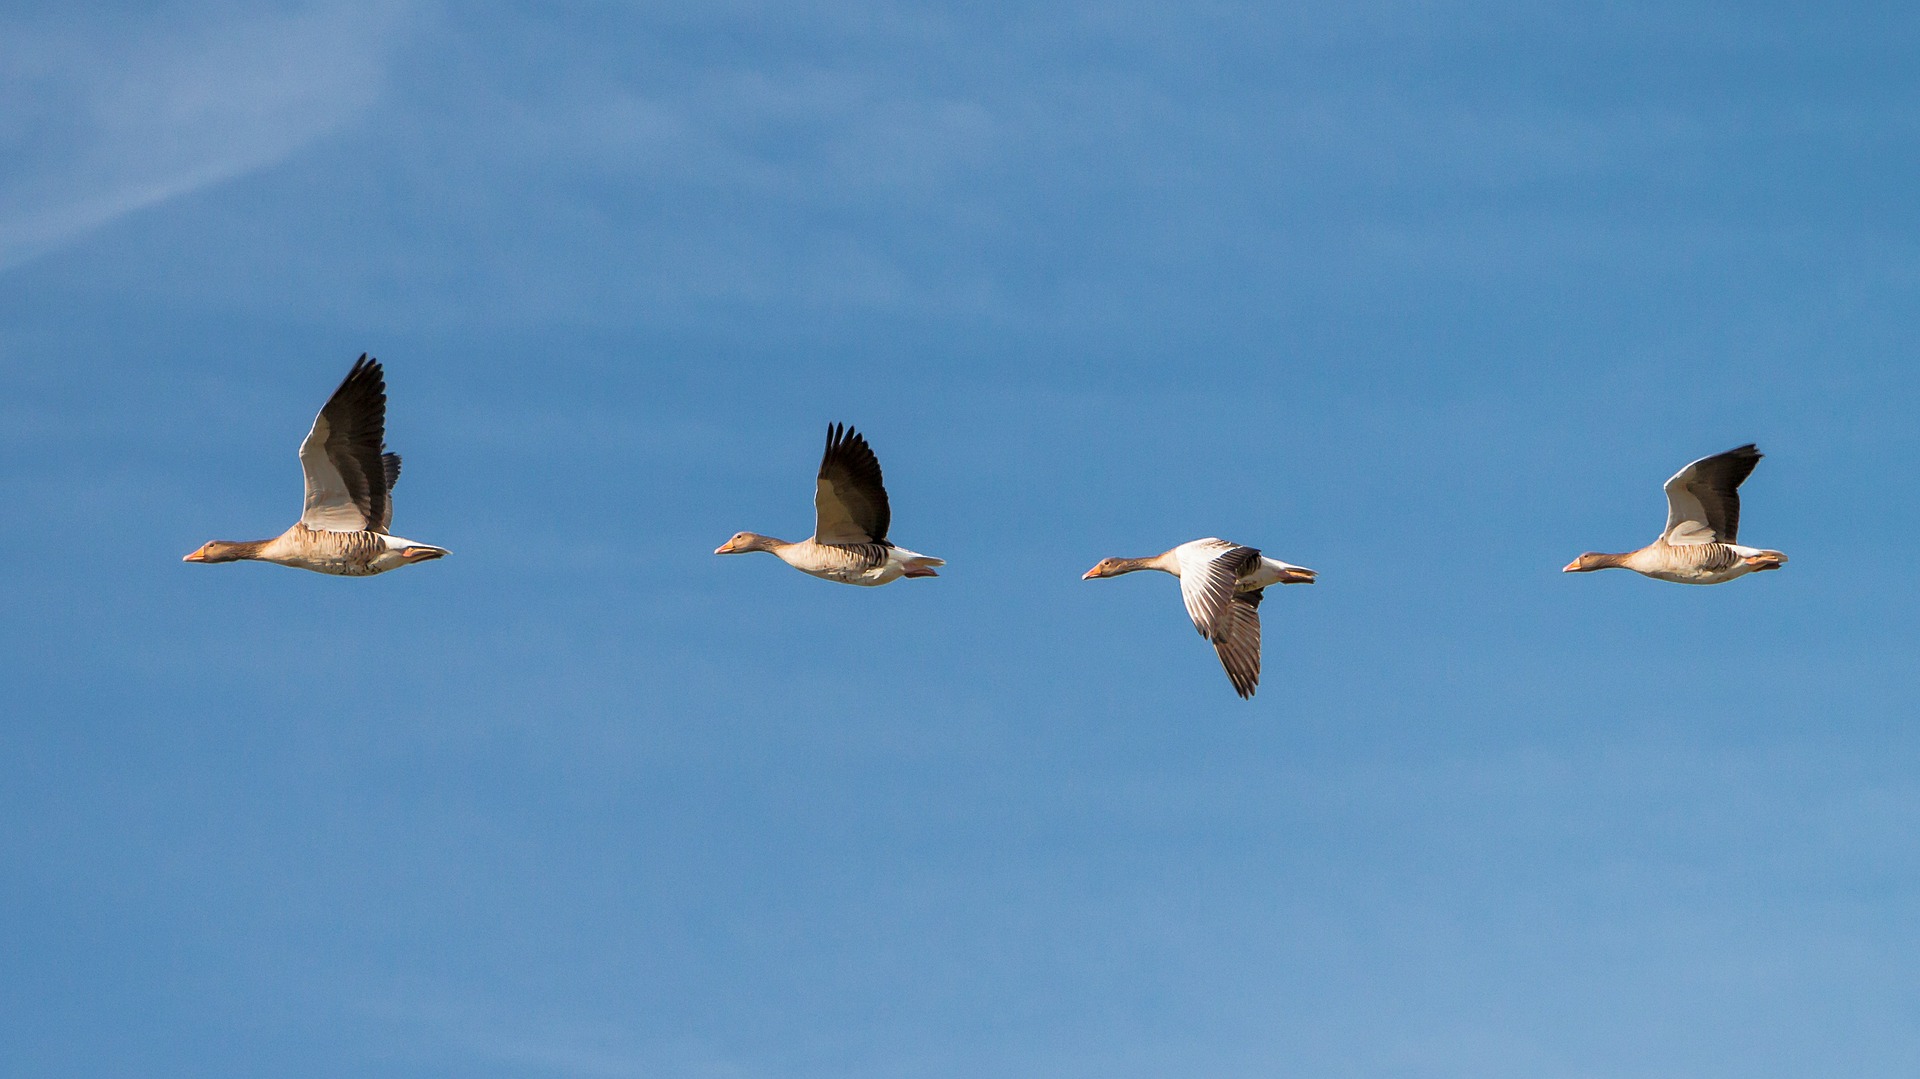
(793, 539), (892, 574)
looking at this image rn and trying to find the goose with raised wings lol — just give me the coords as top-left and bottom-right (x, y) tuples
(183, 355), (448, 575)
(1563, 443), (1786, 584)
(715, 423), (944, 586)
(1083, 539), (1316, 699)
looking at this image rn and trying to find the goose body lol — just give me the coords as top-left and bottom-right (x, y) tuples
(716, 423), (944, 586)
(184, 355), (448, 576)
(747, 537), (944, 586)
(1084, 538), (1316, 699)
(1563, 444), (1785, 585)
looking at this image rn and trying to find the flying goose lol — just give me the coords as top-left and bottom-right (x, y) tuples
(715, 423), (944, 585)
(1563, 443), (1786, 584)
(183, 355), (448, 575)
(1083, 538), (1316, 698)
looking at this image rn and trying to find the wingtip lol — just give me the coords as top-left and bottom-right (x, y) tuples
(827, 421), (864, 449)
(335, 353), (386, 397)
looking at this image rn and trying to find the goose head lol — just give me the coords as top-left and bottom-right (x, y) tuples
(1562, 552), (1626, 573)
(715, 532), (779, 555)
(183, 540), (263, 564)
(1082, 557), (1144, 580)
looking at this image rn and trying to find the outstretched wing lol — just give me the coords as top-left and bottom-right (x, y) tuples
(1211, 589), (1263, 699)
(298, 355), (395, 534)
(1175, 540), (1261, 642)
(1662, 444), (1761, 546)
(813, 423), (891, 545)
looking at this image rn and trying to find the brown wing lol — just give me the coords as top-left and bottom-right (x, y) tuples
(298, 355), (395, 533)
(813, 422), (891, 545)
(1212, 588), (1263, 699)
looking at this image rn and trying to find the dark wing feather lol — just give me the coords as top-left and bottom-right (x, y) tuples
(380, 453), (402, 531)
(813, 422), (891, 545)
(1212, 588), (1263, 699)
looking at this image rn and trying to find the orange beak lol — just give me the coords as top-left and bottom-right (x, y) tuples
(1081, 566), (1102, 580)
(714, 541), (738, 554)
(1561, 559), (1582, 572)
(182, 549), (208, 562)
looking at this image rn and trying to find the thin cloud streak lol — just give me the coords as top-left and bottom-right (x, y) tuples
(379, 994), (758, 1079)
(0, 2), (416, 272)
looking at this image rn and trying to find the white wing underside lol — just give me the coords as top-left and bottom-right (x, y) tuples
(298, 411), (372, 532)
(1662, 461), (1718, 547)
(1170, 538), (1265, 698)
(1174, 538), (1251, 640)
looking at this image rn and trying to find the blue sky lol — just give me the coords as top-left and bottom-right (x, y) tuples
(4, 2), (1919, 1076)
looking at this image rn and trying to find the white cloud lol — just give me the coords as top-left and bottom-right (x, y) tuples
(0, 2), (415, 272)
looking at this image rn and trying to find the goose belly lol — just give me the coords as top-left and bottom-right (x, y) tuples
(802, 562), (903, 586)
(1631, 542), (1751, 585)
(1642, 563), (1754, 585)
